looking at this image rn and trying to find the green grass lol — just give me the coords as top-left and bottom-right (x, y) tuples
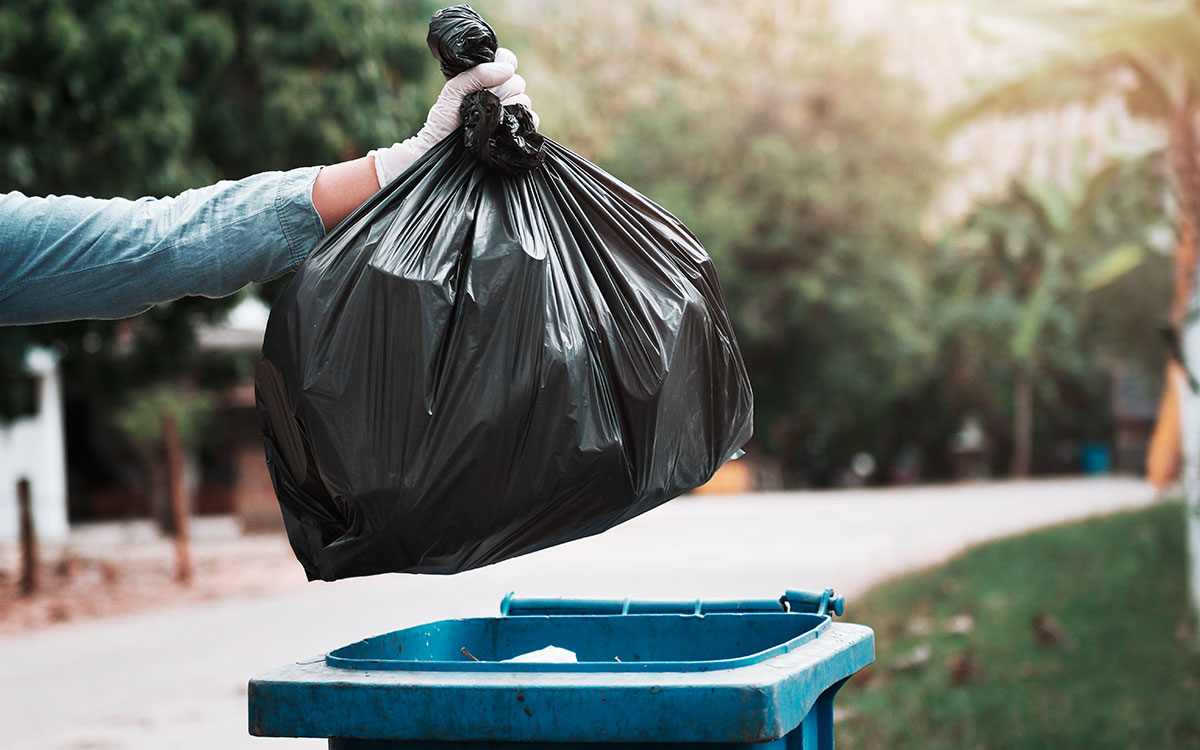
(837, 501), (1200, 749)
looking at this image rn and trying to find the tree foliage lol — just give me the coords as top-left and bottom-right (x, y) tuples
(0, 0), (436, 197)
(0, 0), (440, 415)
(944, 0), (1200, 326)
(518, 1), (1176, 482)
(114, 384), (216, 452)
(935, 155), (1172, 474)
(531, 3), (944, 483)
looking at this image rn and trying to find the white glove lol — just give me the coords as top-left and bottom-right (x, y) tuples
(369, 48), (539, 188)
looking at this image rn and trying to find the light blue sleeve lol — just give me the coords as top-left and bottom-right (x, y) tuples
(0, 166), (326, 325)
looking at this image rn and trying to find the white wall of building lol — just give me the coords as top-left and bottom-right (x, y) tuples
(0, 349), (69, 544)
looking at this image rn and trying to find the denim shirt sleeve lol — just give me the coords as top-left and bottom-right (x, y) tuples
(0, 166), (326, 325)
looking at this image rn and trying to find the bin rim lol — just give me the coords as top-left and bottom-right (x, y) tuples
(324, 611), (830, 673)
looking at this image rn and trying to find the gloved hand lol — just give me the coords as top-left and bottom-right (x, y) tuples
(369, 48), (538, 188)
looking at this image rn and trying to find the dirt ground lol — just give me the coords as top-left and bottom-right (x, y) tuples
(0, 517), (308, 636)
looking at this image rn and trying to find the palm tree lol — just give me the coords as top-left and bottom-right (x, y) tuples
(944, 0), (1200, 618)
(949, 156), (1168, 477)
(946, 1), (1199, 322)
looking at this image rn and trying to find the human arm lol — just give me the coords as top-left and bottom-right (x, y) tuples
(310, 157), (380, 232)
(0, 52), (533, 325)
(0, 166), (325, 325)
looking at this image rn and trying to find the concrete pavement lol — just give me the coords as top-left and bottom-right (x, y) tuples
(0, 477), (1158, 749)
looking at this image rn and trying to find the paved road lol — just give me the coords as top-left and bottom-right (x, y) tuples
(1, 477), (1157, 749)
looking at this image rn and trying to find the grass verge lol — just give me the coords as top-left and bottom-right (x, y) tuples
(837, 501), (1200, 749)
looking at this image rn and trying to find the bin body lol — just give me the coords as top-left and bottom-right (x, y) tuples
(324, 682), (839, 749)
(249, 593), (874, 748)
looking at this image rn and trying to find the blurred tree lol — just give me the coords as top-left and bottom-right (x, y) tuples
(0, 0), (438, 409)
(1, 0), (436, 198)
(944, 0), (1198, 328)
(524, 1), (943, 484)
(938, 155), (1172, 476)
(114, 384), (215, 532)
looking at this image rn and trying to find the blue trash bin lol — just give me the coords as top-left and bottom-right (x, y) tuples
(248, 589), (874, 748)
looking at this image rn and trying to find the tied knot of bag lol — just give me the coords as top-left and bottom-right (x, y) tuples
(427, 4), (498, 78)
(428, 5), (545, 174)
(460, 91), (545, 174)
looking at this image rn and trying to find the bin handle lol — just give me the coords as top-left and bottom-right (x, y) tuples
(501, 590), (845, 617)
(783, 588), (845, 617)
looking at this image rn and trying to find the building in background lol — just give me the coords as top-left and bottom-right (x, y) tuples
(0, 349), (68, 546)
(195, 298), (282, 532)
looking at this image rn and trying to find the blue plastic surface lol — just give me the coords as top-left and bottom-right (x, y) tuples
(248, 591), (875, 747)
(326, 612), (827, 673)
(500, 589), (845, 617)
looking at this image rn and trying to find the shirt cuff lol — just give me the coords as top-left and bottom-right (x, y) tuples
(275, 165), (327, 272)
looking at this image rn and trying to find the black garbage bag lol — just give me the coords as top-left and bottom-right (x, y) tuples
(255, 5), (753, 581)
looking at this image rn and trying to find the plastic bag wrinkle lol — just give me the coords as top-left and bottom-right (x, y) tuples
(256, 7), (751, 580)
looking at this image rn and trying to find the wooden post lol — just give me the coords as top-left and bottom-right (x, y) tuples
(1010, 368), (1034, 478)
(17, 478), (37, 596)
(163, 412), (193, 585)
